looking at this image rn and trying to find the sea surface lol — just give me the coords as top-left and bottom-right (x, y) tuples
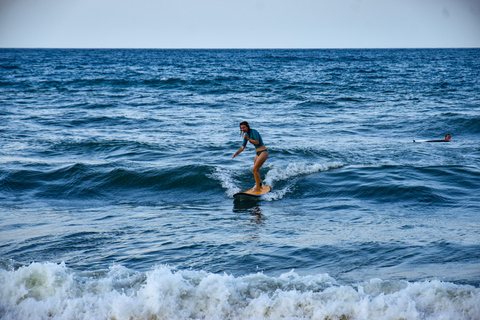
(1, 48), (480, 319)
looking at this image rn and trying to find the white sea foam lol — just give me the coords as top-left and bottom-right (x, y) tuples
(2, 262), (478, 320)
(210, 167), (242, 197)
(212, 162), (343, 200)
(264, 162), (344, 186)
(262, 161), (343, 201)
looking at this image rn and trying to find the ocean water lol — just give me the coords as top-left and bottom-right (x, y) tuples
(1, 48), (479, 319)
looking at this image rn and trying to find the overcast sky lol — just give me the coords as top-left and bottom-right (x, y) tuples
(0, 0), (479, 48)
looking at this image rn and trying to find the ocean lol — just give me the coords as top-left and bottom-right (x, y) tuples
(1, 48), (479, 319)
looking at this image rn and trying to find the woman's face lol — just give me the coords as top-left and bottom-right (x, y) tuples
(240, 125), (248, 133)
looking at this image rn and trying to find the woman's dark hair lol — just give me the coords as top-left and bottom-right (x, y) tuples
(240, 121), (251, 134)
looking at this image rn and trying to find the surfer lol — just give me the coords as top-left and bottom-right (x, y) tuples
(232, 121), (268, 191)
(414, 134), (451, 143)
(436, 134), (452, 142)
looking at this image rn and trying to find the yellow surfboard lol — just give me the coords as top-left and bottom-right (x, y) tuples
(234, 185), (271, 199)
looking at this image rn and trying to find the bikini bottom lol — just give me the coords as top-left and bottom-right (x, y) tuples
(256, 149), (268, 156)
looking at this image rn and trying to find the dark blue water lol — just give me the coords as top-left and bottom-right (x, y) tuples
(1, 49), (479, 319)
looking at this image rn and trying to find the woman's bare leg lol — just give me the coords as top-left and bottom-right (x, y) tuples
(252, 151), (268, 190)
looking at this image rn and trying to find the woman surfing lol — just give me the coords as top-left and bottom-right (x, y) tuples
(232, 121), (268, 192)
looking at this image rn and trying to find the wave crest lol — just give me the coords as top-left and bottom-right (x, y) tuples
(1, 262), (478, 320)
(265, 162), (343, 186)
(212, 162), (343, 200)
(263, 162), (343, 200)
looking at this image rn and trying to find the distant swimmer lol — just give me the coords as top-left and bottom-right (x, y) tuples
(232, 121), (268, 192)
(414, 134), (451, 143)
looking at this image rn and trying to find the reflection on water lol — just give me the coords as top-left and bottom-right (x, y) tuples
(233, 197), (261, 211)
(248, 206), (265, 226)
(234, 204), (266, 242)
(233, 199), (266, 226)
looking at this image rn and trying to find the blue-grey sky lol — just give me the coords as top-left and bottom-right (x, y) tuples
(1, 0), (479, 48)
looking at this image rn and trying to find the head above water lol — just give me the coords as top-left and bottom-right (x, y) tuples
(445, 134), (451, 141)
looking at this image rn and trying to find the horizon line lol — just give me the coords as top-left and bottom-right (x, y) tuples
(1, 46), (479, 50)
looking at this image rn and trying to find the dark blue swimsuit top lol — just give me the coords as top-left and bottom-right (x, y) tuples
(242, 128), (264, 149)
